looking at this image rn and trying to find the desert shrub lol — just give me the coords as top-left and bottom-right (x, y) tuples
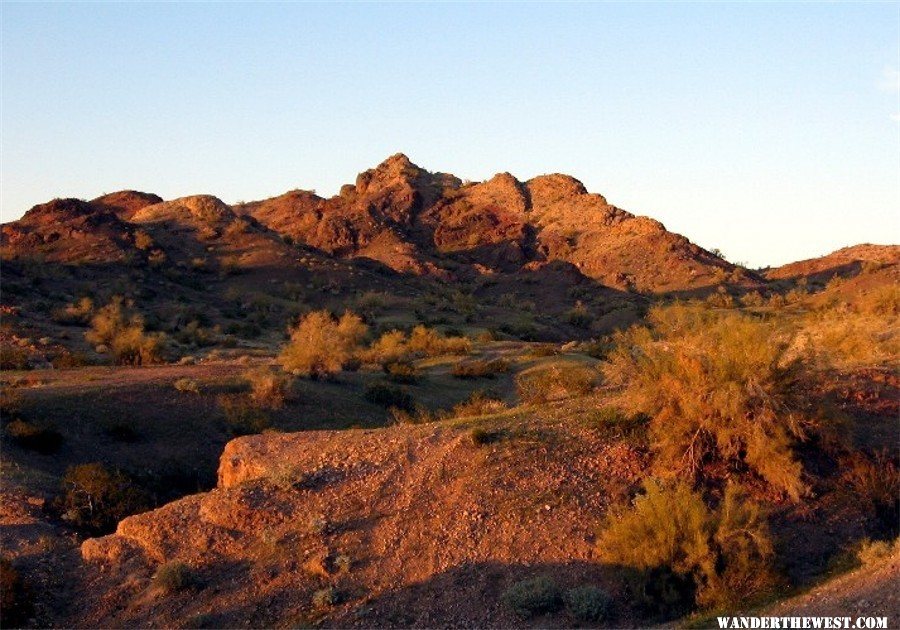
(841, 450), (900, 538)
(4, 419), (64, 454)
(452, 358), (510, 379)
(602, 304), (826, 501)
(1, 557), (30, 627)
(407, 325), (471, 357)
(740, 291), (766, 308)
(218, 394), (272, 435)
(312, 586), (338, 610)
(567, 301), (593, 328)
(452, 390), (508, 417)
(801, 301), (899, 368)
(50, 351), (94, 369)
(470, 427), (503, 446)
(501, 575), (563, 618)
(361, 329), (409, 365)
(364, 384), (413, 412)
(516, 363), (597, 404)
(383, 360), (419, 384)
(154, 560), (194, 593)
(244, 367), (292, 409)
(173, 377), (200, 394)
(0, 344), (31, 370)
(56, 463), (151, 533)
(133, 229), (155, 250)
(855, 538), (899, 566)
(278, 310), (367, 378)
(51, 296), (94, 325)
(85, 297), (165, 365)
(564, 585), (612, 622)
(596, 480), (776, 611)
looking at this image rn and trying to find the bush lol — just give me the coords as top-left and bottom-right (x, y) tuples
(407, 325), (471, 357)
(56, 463), (151, 533)
(173, 377), (200, 394)
(85, 297), (165, 365)
(278, 310), (367, 378)
(154, 560), (194, 593)
(602, 303), (825, 501)
(218, 394), (272, 435)
(452, 390), (508, 417)
(51, 296), (94, 325)
(516, 363), (597, 404)
(564, 585), (612, 622)
(596, 480), (776, 611)
(364, 384), (413, 412)
(361, 330), (409, 365)
(452, 358), (510, 379)
(501, 575), (563, 618)
(244, 367), (292, 409)
(470, 427), (503, 446)
(566, 301), (593, 329)
(383, 360), (418, 384)
(312, 586), (338, 609)
(841, 450), (899, 538)
(0, 344), (31, 370)
(5, 419), (64, 454)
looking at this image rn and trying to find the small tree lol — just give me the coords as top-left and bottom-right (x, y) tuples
(278, 310), (367, 378)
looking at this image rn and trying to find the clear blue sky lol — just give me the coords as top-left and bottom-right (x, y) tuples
(2, 2), (897, 267)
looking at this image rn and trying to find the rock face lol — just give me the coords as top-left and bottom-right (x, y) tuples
(77, 420), (648, 628)
(230, 153), (740, 292)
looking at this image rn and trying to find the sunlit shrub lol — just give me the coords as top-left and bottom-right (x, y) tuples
(516, 362), (597, 404)
(85, 297), (165, 365)
(601, 304), (826, 501)
(596, 480), (776, 611)
(278, 310), (367, 378)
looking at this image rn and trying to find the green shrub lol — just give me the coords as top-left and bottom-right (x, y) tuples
(383, 360), (419, 384)
(278, 310), (367, 378)
(5, 419), (64, 454)
(85, 297), (165, 365)
(56, 463), (151, 533)
(470, 427), (503, 446)
(407, 325), (471, 357)
(566, 301), (593, 329)
(602, 303), (827, 501)
(173, 377), (200, 394)
(451, 390), (508, 417)
(452, 358), (510, 379)
(841, 450), (899, 538)
(218, 394), (272, 435)
(564, 585), (612, 622)
(312, 586), (338, 609)
(154, 560), (194, 593)
(596, 480), (776, 611)
(516, 363), (597, 404)
(244, 367), (292, 409)
(0, 344), (31, 370)
(361, 329), (409, 365)
(501, 575), (563, 618)
(51, 296), (94, 325)
(364, 384), (413, 412)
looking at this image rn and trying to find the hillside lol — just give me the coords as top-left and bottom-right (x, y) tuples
(0, 158), (898, 629)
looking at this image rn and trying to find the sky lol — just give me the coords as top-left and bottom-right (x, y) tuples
(1, 2), (897, 268)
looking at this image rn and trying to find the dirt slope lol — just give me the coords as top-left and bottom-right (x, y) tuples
(75, 404), (648, 628)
